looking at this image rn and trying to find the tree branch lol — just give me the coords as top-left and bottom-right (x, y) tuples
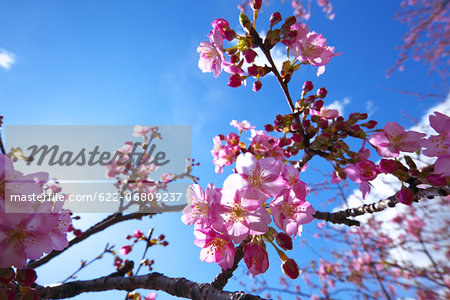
(313, 185), (449, 227)
(211, 237), (251, 290)
(27, 204), (186, 269)
(37, 271), (265, 300)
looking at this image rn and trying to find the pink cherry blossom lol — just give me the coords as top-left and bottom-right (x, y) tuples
(249, 129), (284, 159)
(421, 111), (450, 176)
(218, 186), (271, 243)
(270, 185), (315, 237)
(243, 242), (269, 275)
(223, 153), (286, 199)
(193, 227), (235, 270)
(368, 121), (426, 158)
(289, 23), (338, 76)
(181, 183), (223, 231)
(344, 160), (378, 199)
(230, 120), (255, 131)
(197, 30), (225, 78)
(0, 202), (57, 268)
(310, 106), (339, 119)
(133, 125), (151, 137)
(36, 201), (72, 251)
(211, 135), (238, 174)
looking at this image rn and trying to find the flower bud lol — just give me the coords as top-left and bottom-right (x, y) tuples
(302, 81), (314, 93)
(253, 80), (262, 92)
(397, 187), (414, 205)
(276, 232), (293, 250)
(247, 64), (259, 76)
(311, 100), (324, 111)
(270, 12), (282, 27)
(427, 174), (447, 186)
(244, 243), (269, 275)
(292, 133), (303, 143)
(281, 258), (300, 279)
(378, 159), (397, 174)
(281, 16), (297, 31)
(243, 49), (258, 64)
(230, 54), (240, 64)
(120, 245), (132, 255)
(212, 18), (230, 33)
(134, 230), (144, 239)
(290, 122), (300, 132)
(316, 88), (328, 98)
(224, 29), (237, 41)
(228, 74), (243, 88)
(264, 124), (274, 132)
(16, 268), (37, 286)
(250, 0), (262, 10)
(239, 13), (252, 32)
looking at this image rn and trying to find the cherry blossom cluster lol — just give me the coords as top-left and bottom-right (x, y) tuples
(184, 131), (316, 278)
(197, 5), (338, 91)
(0, 153), (72, 269)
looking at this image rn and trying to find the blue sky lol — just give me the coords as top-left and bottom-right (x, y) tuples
(0, 1), (448, 299)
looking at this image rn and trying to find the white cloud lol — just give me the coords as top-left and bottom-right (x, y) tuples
(0, 49), (15, 69)
(327, 97), (350, 116)
(365, 100), (377, 117)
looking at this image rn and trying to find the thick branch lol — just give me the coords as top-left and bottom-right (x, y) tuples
(37, 272), (265, 300)
(27, 204), (186, 269)
(211, 237), (251, 290)
(313, 185), (449, 227)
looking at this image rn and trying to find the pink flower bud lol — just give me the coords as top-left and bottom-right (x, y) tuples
(250, 0), (262, 10)
(281, 258), (300, 279)
(378, 159), (397, 174)
(270, 12), (282, 27)
(230, 54), (240, 64)
(265, 124), (274, 132)
(120, 245), (132, 255)
(228, 74), (243, 88)
(253, 80), (262, 92)
(224, 29), (237, 41)
(134, 230), (144, 239)
(247, 64), (259, 76)
(290, 122), (300, 132)
(316, 88), (328, 98)
(244, 243), (269, 275)
(292, 133), (303, 143)
(427, 174), (447, 186)
(281, 16), (297, 30)
(74, 229), (82, 237)
(302, 81), (314, 93)
(397, 187), (414, 205)
(311, 100), (324, 111)
(366, 120), (378, 129)
(16, 268), (37, 286)
(276, 232), (293, 250)
(243, 49), (258, 64)
(212, 19), (230, 38)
